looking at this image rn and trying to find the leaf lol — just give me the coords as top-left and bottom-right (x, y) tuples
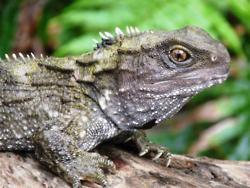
(229, 0), (250, 30)
(229, 128), (250, 160)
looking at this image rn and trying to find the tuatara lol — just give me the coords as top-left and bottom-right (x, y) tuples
(0, 26), (230, 187)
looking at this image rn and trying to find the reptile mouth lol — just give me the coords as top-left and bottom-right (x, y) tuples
(182, 74), (228, 93)
(141, 74), (228, 99)
(152, 73), (227, 87)
(193, 75), (228, 91)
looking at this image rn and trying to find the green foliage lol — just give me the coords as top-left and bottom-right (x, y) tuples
(49, 0), (242, 56)
(2, 0), (250, 160)
(230, 128), (250, 160)
(149, 122), (211, 154)
(229, 0), (250, 30)
(0, 0), (21, 56)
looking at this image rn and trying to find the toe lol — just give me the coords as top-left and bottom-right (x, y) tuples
(139, 148), (149, 156)
(89, 153), (116, 171)
(89, 168), (108, 186)
(152, 150), (164, 160)
(164, 152), (172, 167)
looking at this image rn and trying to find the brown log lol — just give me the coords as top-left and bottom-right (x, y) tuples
(0, 145), (250, 188)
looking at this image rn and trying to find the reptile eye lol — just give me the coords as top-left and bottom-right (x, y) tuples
(169, 48), (190, 63)
(169, 48), (189, 62)
(170, 48), (188, 62)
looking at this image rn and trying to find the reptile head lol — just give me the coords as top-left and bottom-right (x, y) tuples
(96, 26), (230, 130)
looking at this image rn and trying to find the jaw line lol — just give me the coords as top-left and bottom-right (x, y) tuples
(151, 73), (228, 85)
(141, 76), (227, 99)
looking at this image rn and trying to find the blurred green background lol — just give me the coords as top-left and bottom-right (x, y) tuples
(1, 0), (250, 160)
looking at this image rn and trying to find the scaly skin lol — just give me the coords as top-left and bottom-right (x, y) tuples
(0, 26), (230, 187)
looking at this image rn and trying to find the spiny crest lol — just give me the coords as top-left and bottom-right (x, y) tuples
(93, 26), (153, 50)
(0, 52), (45, 63)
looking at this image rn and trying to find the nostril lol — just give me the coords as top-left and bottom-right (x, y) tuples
(211, 55), (217, 62)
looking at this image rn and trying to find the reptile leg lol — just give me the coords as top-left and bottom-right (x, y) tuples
(128, 130), (172, 166)
(33, 122), (115, 187)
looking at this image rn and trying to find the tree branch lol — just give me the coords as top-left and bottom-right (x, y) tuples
(0, 145), (249, 188)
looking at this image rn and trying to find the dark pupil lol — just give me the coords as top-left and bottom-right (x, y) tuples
(172, 49), (187, 62)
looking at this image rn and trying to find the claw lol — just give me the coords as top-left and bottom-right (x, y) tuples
(152, 150), (164, 161)
(132, 131), (172, 166)
(166, 153), (172, 167)
(124, 137), (132, 143)
(139, 148), (149, 156)
(105, 159), (116, 173)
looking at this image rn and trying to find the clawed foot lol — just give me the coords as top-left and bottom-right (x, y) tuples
(61, 151), (115, 188)
(128, 131), (172, 167)
(33, 124), (116, 188)
(138, 141), (172, 167)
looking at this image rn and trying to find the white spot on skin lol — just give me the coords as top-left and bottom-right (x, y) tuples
(81, 116), (88, 123)
(98, 90), (113, 109)
(79, 130), (86, 138)
(39, 104), (60, 118)
(103, 89), (112, 101)
(51, 125), (59, 131)
(99, 96), (107, 109)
